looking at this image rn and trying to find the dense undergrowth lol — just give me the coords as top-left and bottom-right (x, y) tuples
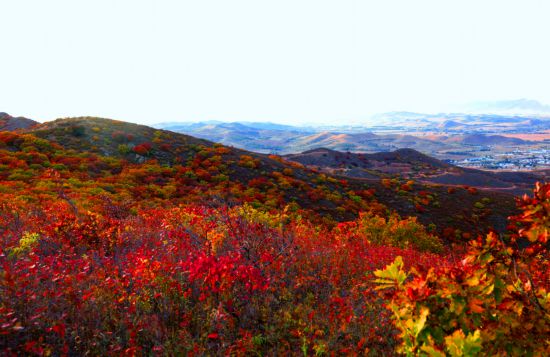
(1, 198), (445, 355)
(0, 126), (548, 355)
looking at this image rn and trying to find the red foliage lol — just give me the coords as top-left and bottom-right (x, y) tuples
(133, 142), (152, 155)
(0, 199), (445, 355)
(0, 129), (545, 355)
(159, 143), (171, 151)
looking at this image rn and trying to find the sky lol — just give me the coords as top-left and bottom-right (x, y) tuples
(2, 0), (550, 125)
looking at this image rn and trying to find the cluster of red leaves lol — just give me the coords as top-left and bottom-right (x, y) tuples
(132, 142), (153, 156)
(510, 181), (549, 248)
(111, 131), (133, 143)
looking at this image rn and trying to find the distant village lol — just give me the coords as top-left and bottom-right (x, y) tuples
(448, 147), (550, 170)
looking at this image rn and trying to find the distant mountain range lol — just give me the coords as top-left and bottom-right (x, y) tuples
(460, 99), (550, 115)
(155, 113), (549, 158)
(365, 111), (550, 131)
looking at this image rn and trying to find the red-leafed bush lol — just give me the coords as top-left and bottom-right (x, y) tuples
(132, 142), (152, 155)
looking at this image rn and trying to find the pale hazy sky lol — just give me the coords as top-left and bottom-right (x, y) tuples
(2, 0), (549, 125)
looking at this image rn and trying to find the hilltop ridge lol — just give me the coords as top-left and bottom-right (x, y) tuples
(285, 147), (542, 195)
(0, 112), (38, 131)
(0, 114), (519, 235)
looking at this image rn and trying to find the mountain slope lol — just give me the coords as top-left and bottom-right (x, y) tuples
(285, 147), (542, 195)
(285, 147), (448, 173)
(8, 116), (517, 237)
(445, 134), (527, 146)
(0, 112), (38, 131)
(28, 116), (213, 163)
(160, 121), (455, 154)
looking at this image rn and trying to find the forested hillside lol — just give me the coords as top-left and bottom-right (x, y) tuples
(0, 118), (548, 355)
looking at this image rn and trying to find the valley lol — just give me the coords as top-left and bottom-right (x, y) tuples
(157, 112), (550, 171)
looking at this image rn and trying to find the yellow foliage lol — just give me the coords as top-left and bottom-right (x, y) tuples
(8, 232), (40, 258)
(356, 212), (443, 252)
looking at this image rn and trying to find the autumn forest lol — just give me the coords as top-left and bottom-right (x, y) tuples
(0, 115), (546, 355)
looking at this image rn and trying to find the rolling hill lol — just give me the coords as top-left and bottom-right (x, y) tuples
(285, 147), (543, 195)
(446, 134), (527, 146)
(157, 121), (456, 154)
(156, 119), (548, 158)
(0, 114), (518, 237)
(0, 112), (38, 131)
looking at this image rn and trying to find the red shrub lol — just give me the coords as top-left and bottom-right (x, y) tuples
(133, 142), (152, 155)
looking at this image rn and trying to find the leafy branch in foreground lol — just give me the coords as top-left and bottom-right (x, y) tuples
(375, 182), (550, 356)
